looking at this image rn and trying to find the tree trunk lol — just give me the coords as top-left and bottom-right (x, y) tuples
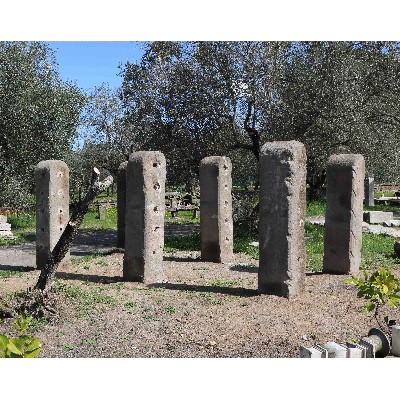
(34, 168), (113, 293)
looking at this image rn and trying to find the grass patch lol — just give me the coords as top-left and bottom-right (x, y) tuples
(0, 270), (23, 279)
(58, 282), (116, 318)
(306, 200), (326, 217)
(164, 233), (201, 252)
(80, 209), (117, 231)
(71, 252), (112, 265)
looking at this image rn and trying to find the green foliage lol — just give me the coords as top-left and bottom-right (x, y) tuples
(0, 42), (85, 208)
(0, 313), (42, 358)
(345, 268), (400, 313)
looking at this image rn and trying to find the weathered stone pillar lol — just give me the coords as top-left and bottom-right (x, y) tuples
(323, 154), (365, 274)
(200, 156), (233, 263)
(35, 160), (69, 269)
(123, 152), (166, 283)
(258, 141), (307, 298)
(117, 161), (128, 248)
(364, 174), (374, 207)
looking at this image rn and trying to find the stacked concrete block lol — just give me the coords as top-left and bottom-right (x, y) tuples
(35, 160), (69, 269)
(323, 154), (365, 274)
(123, 152), (166, 283)
(117, 161), (128, 248)
(258, 141), (307, 298)
(199, 156), (233, 263)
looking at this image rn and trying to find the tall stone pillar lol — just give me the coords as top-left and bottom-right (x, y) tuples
(258, 141), (307, 298)
(117, 161), (128, 248)
(123, 151), (166, 283)
(200, 156), (233, 263)
(323, 154), (365, 274)
(35, 160), (69, 269)
(364, 174), (374, 207)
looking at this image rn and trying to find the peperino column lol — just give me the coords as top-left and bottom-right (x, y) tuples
(258, 141), (307, 298)
(323, 154), (365, 274)
(117, 161), (128, 248)
(123, 151), (166, 283)
(199, 156), (233, 263)
(35, 160), (70, 269)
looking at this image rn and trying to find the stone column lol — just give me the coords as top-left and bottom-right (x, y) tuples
(200, 156), (233, 263)
(323, 154), (365, 274)
(123, 151), (166, 283)
(364, 174), (374, 207)
(35, 160), (69, 269)
(258, 141), (307, 298)
(117, 161), (128, 248)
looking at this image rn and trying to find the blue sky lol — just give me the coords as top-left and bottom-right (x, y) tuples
(46, 42), (145, 91)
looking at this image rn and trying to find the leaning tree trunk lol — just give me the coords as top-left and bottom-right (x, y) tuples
(34, 168), (113, 293)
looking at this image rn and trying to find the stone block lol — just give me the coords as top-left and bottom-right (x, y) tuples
(117, 161), (128, 248)
(35, 160), (69, 269)
(258, 141), (307, 298)
(200, 156), (233, 263)
(364, 211), (394, 224)
(0, 215), (7, 223)
(0, 223), (11, 231)
(323, 154), (365, 274)
(123, 151), (166, 283)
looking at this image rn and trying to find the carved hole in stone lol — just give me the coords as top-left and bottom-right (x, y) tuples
(153, 182), (160, 190)
(60, 227), (63, 231)
(154, 227), (160, 232)
(59, 209), (63, 213)
(225, 184), (228, 189)
(153, 162), (160, 168)
(41, 228), (45, 232)
(225, 218), (228, 222)
(223, 164), (228, 170)
(225, 237), (229, 242)
(152, 250), (156, 254)
(154, 206), (158, 213)
(225, 201), (228, 205)
(58, 172), (63, 178)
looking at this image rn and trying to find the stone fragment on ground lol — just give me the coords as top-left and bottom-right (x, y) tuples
(0, 214), (15, 240)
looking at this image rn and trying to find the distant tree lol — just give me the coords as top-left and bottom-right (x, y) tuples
(0, 41), (85, 208)
(120, 41), (400, 196)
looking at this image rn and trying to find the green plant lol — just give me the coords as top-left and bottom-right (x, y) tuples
(345, 267), (400, 330)
(0, 313), (42, 358)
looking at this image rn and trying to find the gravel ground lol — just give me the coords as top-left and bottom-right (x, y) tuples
(1, 234), (399, 358)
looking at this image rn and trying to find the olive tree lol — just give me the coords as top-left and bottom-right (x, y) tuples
(120, 41), (400, 196)
(0, 41), (85, 208)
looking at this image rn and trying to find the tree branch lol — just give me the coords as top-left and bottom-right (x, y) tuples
(34, 168), (114, 293)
